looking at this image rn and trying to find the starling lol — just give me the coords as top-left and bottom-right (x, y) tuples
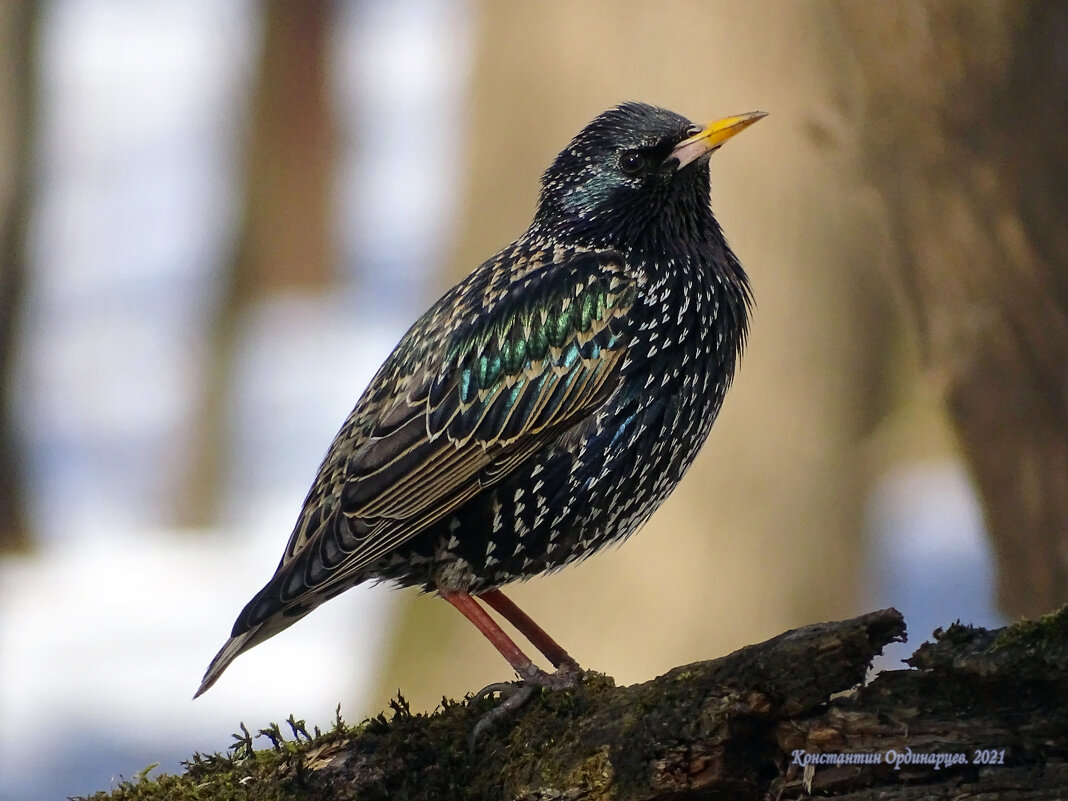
(195, 102), (765, 698)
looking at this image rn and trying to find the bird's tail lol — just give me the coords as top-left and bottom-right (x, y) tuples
(194, 633), (252, 698)
(193, 614), (298, 698)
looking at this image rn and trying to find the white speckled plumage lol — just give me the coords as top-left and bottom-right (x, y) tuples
(196, 102), (763, 697)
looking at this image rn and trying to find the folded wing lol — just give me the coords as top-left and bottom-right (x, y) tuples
(196, 248), (640, 696)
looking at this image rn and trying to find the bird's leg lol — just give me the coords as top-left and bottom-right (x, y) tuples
(441, 589), (555, 747)
(443, 589), (585, 746)
(477, 588), (581, 677)
(439, 589), (547, 684)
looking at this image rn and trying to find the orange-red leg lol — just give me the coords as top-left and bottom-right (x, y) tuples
(440, 590), (542, 681)
(478, 588), (579, 671)
(444, 587), (582, 743)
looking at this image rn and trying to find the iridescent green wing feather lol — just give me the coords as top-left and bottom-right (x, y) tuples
(236, 248), (639, 630)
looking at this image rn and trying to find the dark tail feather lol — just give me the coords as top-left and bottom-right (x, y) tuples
(193, 612), (300, 698)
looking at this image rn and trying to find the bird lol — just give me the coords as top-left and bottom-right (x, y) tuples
(195, 102), (765, 699)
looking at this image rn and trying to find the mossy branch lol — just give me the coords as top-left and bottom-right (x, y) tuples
(81, 607), (1068, 800)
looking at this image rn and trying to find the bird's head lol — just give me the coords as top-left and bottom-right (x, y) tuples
(532, 102), (765, 253)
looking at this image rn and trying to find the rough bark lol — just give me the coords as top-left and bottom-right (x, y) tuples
(82, 607), (1068, 800)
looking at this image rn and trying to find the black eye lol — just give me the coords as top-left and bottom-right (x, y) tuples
(619, 150), (646, 176)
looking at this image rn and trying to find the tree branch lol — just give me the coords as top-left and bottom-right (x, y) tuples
(85, 607), (1068, 800)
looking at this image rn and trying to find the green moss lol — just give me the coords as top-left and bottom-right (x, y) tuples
(560, 746), (614, 800)
(993, 605), (1068, 654)
(75, 706), (359, 801)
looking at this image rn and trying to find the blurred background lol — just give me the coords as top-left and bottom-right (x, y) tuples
(2, 1), (1065, 798)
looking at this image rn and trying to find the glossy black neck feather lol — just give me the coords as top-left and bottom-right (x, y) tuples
(529, 153), (751, 350)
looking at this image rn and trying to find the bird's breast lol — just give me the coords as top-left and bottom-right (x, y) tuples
(435, 265), (739, 589)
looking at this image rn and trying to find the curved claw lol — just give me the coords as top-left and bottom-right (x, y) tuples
(472, 681), (524, 705)
(468, 663), (584, 750)
(469, 684), (535, 750)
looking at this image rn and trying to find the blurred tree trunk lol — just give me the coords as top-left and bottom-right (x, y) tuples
(377, 0), (894, 712)
(832, 2), (1068, 618)
(0, 1), (39, 552)
(178, 0), (335, 526)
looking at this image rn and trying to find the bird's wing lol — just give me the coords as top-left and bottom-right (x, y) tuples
(236, 248), (640, 631)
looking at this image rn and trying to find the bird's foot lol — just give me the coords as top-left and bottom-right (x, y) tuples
(469, 661), (583, 749)
(519, 657), (582, 689)
(469, 683), (536, 748)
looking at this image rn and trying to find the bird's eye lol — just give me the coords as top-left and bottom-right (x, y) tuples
(684, 124), (702, 138)
(619, 150), (647, 176)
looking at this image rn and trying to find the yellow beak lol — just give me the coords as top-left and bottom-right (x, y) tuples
(671, 111), (767, 169)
